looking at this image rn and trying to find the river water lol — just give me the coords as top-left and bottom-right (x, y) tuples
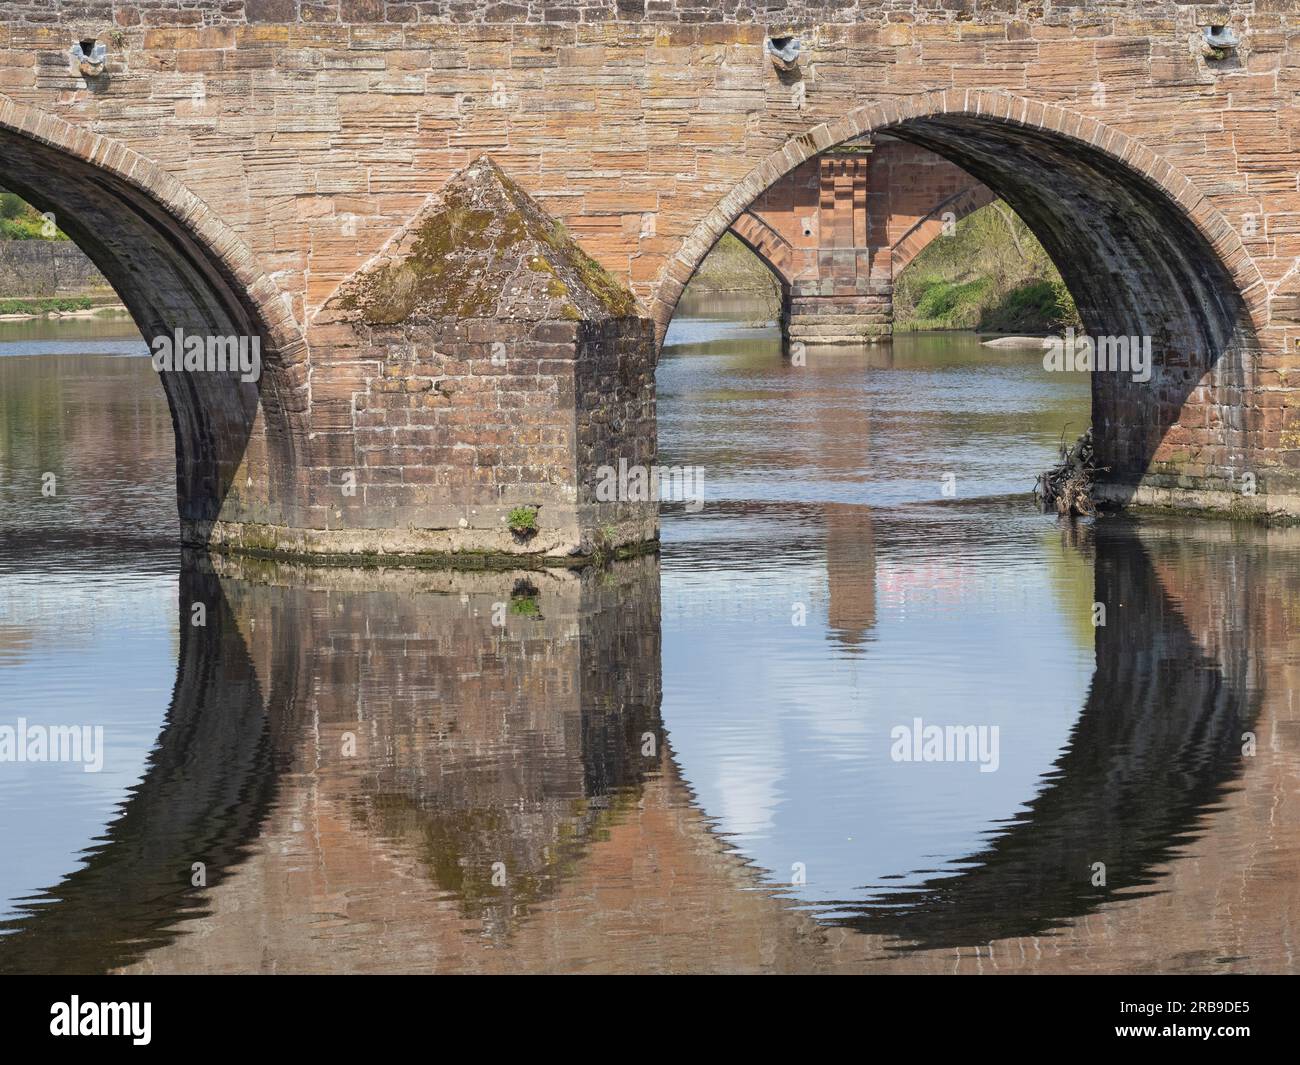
(0, 301), (1296, 974)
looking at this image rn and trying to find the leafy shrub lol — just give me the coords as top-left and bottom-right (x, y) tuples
(895, 201), (1079, 333)
(507, 505), (539, 535)
(0, 296), (94, 315)
(0, 187), (68, 239)
(979, 279), (1078, 332)
(0, 192), (27, 220)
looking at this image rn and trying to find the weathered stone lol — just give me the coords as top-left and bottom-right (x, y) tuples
(309, 155), (657, 561)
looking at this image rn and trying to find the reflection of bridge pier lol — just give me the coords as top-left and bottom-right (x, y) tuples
(824, 503), (877, 653)
(99, 554), (829, 973)
(0, 554), (666, 972)
(215, 554), (667, 940)
(729, 138), (993, 347)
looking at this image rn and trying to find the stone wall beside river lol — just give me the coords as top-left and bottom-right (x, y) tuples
(0, 240), (112, 299)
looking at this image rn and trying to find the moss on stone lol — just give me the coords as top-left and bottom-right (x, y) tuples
(542, 220), (639, 318)
(328, 155), (641, 326)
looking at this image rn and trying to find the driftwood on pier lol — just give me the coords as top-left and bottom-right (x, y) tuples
(1035, 428), (1107, 517)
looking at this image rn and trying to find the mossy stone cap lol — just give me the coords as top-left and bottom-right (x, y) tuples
(332, 155), (639, 326)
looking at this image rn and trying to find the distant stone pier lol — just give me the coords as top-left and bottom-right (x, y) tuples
(731, 140), (994, 345)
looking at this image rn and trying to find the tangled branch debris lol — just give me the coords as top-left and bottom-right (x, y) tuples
(1035, 428), (1108, 517)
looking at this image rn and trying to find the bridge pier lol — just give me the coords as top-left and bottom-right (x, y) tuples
(786, 152), (894, 346)
(786, 285), (894, 347)
(728, 140), (991, 348)
(205, 157), (661, 564)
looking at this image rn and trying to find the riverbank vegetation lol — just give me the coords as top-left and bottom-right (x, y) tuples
(682, 233), (784, 321)
(0, 296), (96, 317)
(0, 189), (69, 241)
(895, 201), (1079, 333)
(689, 232), (776, 294)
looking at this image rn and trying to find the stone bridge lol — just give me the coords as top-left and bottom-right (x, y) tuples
(2, 2), (1299, 559)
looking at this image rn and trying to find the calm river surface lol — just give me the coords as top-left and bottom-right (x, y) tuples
(0, 301), (1297, 974)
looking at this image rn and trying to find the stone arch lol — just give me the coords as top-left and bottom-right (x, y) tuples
(890, 183), (999, 277)
(727, 208), (799, 288)
(0, 95), (308, 542)
(658, 90), (1270, 502)
(659, 91), (1267, 336)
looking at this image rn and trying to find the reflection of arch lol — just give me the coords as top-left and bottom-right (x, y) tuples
(0, 560), (286, 975)
(0, 96), (306, 538)
(0, 532), (1265, 967)
(890, 183), (998, 276)
(824, 520), (1258, 951)
(0, 556), (664, 970)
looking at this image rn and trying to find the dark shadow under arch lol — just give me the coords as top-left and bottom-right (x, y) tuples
(883, 114), (1256, 495)
(0, 99), (307, 541)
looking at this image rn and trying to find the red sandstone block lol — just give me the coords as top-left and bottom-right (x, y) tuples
(530, 323), (580, 343)
(400, 467), (441, 484)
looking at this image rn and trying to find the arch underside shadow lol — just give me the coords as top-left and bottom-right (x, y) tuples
(0, 104), (305, 538)
(886, 114), (1255, 492)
